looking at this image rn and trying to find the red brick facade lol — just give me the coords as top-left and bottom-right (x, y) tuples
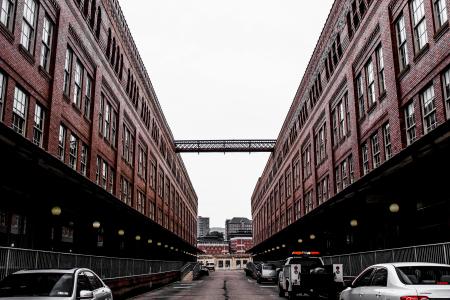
(229, 237), (253, 253)
(252, 0), (450, 246)
(0, 0), (197, 246)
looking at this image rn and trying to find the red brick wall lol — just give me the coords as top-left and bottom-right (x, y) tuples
(0, 0), (197, 246)
(252, 0), (450, 245)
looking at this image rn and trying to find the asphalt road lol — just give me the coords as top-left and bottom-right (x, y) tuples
(130, 270), (315, 300)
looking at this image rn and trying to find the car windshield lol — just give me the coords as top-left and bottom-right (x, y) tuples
(0, 273), (74, 297)
(263, 264), (276, 270)
(289, 257), (322, 268)
(396, 266), (450, 285)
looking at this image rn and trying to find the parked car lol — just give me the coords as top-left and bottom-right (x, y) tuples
(205, 262), (215, 271)
(245, 262), (261, 279)
(199, 265), (210, 276)
(0, 268), (113, 299)
(340, 262), (450, 300)
(257, 263), (278, 284)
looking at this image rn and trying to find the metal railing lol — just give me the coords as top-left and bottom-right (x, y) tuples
(0, 246), (184, 280)
(322, 242), (450, 276)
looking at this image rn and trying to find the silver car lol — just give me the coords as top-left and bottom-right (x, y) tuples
(0, 268), (113, 300)
(257, 263), (278, 283)
(340, 262), (450, 300)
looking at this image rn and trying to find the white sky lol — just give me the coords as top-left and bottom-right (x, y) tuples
(120, 0), (334, 228)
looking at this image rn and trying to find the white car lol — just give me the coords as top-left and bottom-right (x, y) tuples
(340, 262), (450, 300)
(0, 268), (113, 299)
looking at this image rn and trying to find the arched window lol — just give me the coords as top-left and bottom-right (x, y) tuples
(106, 28), (111, 57)
(90, 0), (96, 28)
(95, 7), (101, 38)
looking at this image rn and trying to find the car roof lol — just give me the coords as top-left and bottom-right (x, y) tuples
(372, 262), (450, 268)
(13, 268), (81, 275)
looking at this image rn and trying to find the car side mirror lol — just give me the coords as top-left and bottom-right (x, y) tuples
(78, 290), (94, 299)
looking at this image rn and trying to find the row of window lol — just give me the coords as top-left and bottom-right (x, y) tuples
(395, 0), (448, 73)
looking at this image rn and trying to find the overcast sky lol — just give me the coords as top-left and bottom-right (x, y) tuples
(120, 0), (334, 228)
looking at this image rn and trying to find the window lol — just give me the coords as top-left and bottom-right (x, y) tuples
(20, 0), (37, 52)
(12, 86), (28, 135)
(80, 144), (88, 176)
(443, 69), (450, 118)
(108, 168), (114, 194)
(120, 176), (132, 205)
(149, 201), (155, 220)
(138, 145), (147, 180)
(293, 157), (300, 189)
(335, 167), (342, 193)
(317, 176), (328, 205)
(98, 95), (117, 146)
(411, 0), (428, 51)
(366, 59), (376, 107)
(434, 0), (448, 29)
(285, 169), (292, 198)
(137, 191), (145, 214)
(33, 103), (44, 147)
(39, 16), (53, 72)
(396, 15), (409, 71)
(356, 74), (365, 118)
(371, 133), (381, 168)
(362, 142), (370, 175)
(383, 123), (392, 160)
(342, 160), (349, 188)
(0, 71), (5, 121)
(69, 134), (78, 170)
(349, 155), (355, 184)
(405, 102), (417, 145)
(304, 191), (313, 214)
(150, 159), (157, 190)
(73, 61), (83, 108)
(104, 101), (110, 140)
(332, 94), (351, 144)
(302, 145), (311, 179)
(158, 171), (164, 198)
(353, 268), (375, 287)
(63, 48), (73, 95)
(58, 125), (66, 161)
(371, 268), (388, 287)
(101, 160), (107, 189)
(376, 46), (386, 94)
(0, 0), (15, 30)
(315, 124), (326, 164)
(421, 85), (437, 133)
(84, 75), (92, 119)
(279, 178), (285, 201)
(122, 124), (134, 165)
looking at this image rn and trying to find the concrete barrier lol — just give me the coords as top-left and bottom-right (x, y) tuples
(104, 271), (180, 299)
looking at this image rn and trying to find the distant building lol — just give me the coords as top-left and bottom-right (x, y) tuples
(197, 216), (210, 238)
(229, 237), (253, 253)
(225, 217), (252, 240)
(210, 227), (225, 235)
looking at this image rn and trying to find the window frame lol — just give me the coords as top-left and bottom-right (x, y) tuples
(371, 133), (381, 168)
(420, 85), (437, 133)
(0, 71), (6, 122)
(12, 86), (28, 136)
(433, 0), (448, 30)
(69, 133), (78, 170)
(443, 68), (450, 119)
(40, 15), (53, 72)
(410, 0), (428, 52)
(396, 15), (409, 71)
(20, 0), (37, 53)
(58, 124), (66, 161)
(404, 102), (417, 145)
(32, 102), (45, 147)
(0, 0), (16, 31)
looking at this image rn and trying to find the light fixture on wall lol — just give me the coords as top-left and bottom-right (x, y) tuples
(298, 239), (303, 243)
(389, 203), (400, 213)
(350, 219), (358, 227)
(118, 229), (125, 236)
(310, 234), (316, 240)
(135, 235), (141, 241)
(92, 221), (101, 229)
(51, 206), (61, 216)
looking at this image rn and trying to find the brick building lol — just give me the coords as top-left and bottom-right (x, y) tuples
(197, 242), (229, 255)
(251, 0), (450, 258)
(229, 237), (253, 254)
(0, 0), (197, 258)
